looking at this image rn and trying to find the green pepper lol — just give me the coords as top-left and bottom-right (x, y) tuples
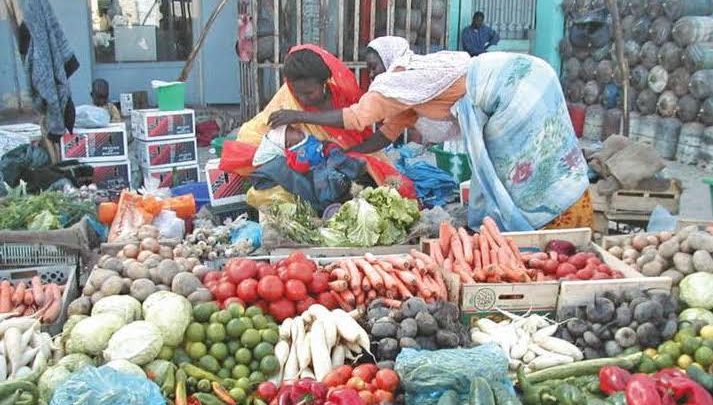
(606, 392), (627, 405)
(0, 381), (38, 400)
(583, 393), (608, 405)
(16, 391), (36, 405)
(192, 393), (224, 405)
(553, 384), (586, 405)
(181, 364), (223, 384)
(162, 366), (176, 398)
(197, 379), (212, 393)
(572, 375), (601, 394)
(518, 368), (549, 405)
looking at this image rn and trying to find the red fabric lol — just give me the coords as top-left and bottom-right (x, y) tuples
(286, 44), (372, 149)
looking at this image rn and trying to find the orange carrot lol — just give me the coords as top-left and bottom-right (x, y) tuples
(457, 228), (473, 265)
(364, 253), (382, 264)
(497, 248), (512, 267)
(410, 250), (435, 267)
(411, 271), (433, 297)
(443, 257), (454, 274)
(382, 255), (409, 270)
(331, 267), (348, 281)
(374, 265), (397, 291)
(23, 291), (33, 306)
(453, 264), (475, 283)
(473, 267), (488, 282)
(480, 233), (491, 267)
(439, 222), (453, 255)
(0, 282), (10, 313)
(450, 235), (468, 268)
(396, 271), (418, 288)
(328, 280), (349, 292)
(429, 241), (445, 266)
(340, 290), (356, 307)
(361, 276), (371, 292)
(377, 260), (394, 273)
(414, 258), (427, 274)
(344, 259), (362, 291)
(490, 249), (498, 266)
(355, 259), (384, 290)
(506, 238), (525, 264)
(31, 276), (44, 307)
(431, 270), (448, 300)
(392, 274), (413, 298)
(484, 217), (509, 249)
(474, 250), (482, 271)
(380, 298), (403, 309)
(42, 288), (62, 323)
(11, 282), (25, 306)
(367, 290), (377, 300)
(331, 290), (353, 311)
(356, 292), (365, 307)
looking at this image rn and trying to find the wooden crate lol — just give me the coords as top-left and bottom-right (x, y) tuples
(676, 218), (713, 231)
(269, 245), (418, 259)
(609, 181), (682, 214)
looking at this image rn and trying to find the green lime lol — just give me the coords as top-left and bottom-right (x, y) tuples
(676, 328), (696, 343)
(695, 346), (713, 368)
(231, 364), (251, 379)
(228, 340), (241, 354)
(157, 345), (174, 361)
(217, 368), (231, 379)
(259, 355), (279, 375)
(703, 339), (713, 351)
(187, 342), (208, 360)
(226, 319), (249, 339)
(236, 377), (251, 391)
(210, 342), (229, 361)
(245, 306), (263, 318)
(198, 355), (220, 373)
(249, 371), (265, 384)
(185, 323), (206, 342)
(638, 356), (657, 374)
(253, 342), (274, 360)
(216, 310), (232, 324)
(241, 329), (261, 349)
(250, 360), (259, 371)
(658, 341), (681, 360)
(252, 314), (269, 330)
(193, 302), (219, 322)
(682, 336), (703, 356)
(654, 353), (674, 370)
(206, 323), (227, 343)
(239, 317), (254, 330)
(223, 378), (237, 389)
(261, 329), (279, 345)
(227, 303), (245, 319)
(229, 387), (247, 402)
(235, 348), (252, 364)
(223, 357), (236, 370)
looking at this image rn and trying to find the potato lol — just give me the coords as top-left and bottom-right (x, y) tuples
(608, 246), (624, 259)
(122, 244), (140, 259)
(158, 260), (181, 285)
(137, 251), (153, 263)
(130, 278), (156, 302)
(187, 288), (213, 304)
(116, 251), (125, 259)
(642, 245), (658, 255)
(144, 255), (162, 269)
(90, 291), (105, 305)
(680, 240), (692, 254)
(68, 296), (92, 316)
(641, 261), (663, 277)
(171, 272), (202, 297)
(636, 251), (657, 269)
(89, 268), (119, 290)
(632, 234), (650, 251)
(186, 258), (201, 270)
(658, 231), (673, 242)
(103, 258), (124, 272)
(82, 282), (96, 296)
(646, 235), (660, 247)
(126, 262), (150, 280)
(158, 245), (173, 259)
(174, 258), (191, 272)
(654, 255), (668, 266)
(693, 250), (713, 273)
(100, 276), (124, 296)
(192, 265), (211, 282)
(673, 252), (694, 275)
(623, 248), (640, 261)
(657, 239), (679, 259)
(121, 278), (131, 294)
(156, 284), (170, 292)
(688, 232), (713, 253)
(149, 267), (161, 284)
(661, 269), (684, 285)
(678, 226), (698, 241)
(98, 255), (112, 268)
(137, 225), (160, 240)
(140, 238), (160, 253)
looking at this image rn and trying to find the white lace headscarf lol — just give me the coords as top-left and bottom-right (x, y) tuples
(367, 36), (472, 105)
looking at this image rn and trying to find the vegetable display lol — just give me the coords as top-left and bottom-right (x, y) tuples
(0, 277), (64, 323)
(0, 316), (52, 383)
(557, 289), (678, 360)
(174, 217), (256, 262)
(638, 323), (713, 375)
(0, 182), (95, 231)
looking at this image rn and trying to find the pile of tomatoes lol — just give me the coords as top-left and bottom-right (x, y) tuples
(322, 364), (400, 404)
(204, 252), (338, 322)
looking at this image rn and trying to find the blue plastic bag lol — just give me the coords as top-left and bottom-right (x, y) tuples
(230, 221), (262, 249)
(50, 366), (165, 405)
(75, 105), (111, 128)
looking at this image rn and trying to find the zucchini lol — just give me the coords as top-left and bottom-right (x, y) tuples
(687, 366), (713, 391)
(469, 377), (495, 405)
(437, 390), (460, 405)
(525, 353), (642, 384)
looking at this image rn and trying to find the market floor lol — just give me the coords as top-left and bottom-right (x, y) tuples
(666, 161), (713, 221)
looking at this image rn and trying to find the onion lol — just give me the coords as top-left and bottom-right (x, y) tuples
(545, 240), (577, 256)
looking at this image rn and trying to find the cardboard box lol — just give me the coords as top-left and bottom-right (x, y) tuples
(137, 138), (198, 169)
(131, 109), (195, 141)
(60, 123), (128, 162)
(460, 181), (469, 205)
(204, 159), (249, 206)
(90, 160), (132, 192)
(120, 93), (134, 117)
(142, 164), (199, 188)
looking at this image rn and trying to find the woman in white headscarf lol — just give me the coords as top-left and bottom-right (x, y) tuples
(269, 37), (591, 232)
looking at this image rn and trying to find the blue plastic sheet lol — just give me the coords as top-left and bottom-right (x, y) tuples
(50, 366), (165, 405)
(397, 160), (457, 208)
(230, 220), (262, 248)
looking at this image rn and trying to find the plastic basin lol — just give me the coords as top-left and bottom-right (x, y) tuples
(157, 82), (186, 111)
(211, 136), (227, 157)
(171, 182), (210, 211)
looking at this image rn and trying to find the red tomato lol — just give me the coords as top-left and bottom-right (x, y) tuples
(236, 279), (259, 304)
(358, 390), (376, 405)
(284, 251), (308, 266)
(317, 292), (338, 309)
(256, 381), (278, 401)
(277, 266), (289, 282)
(543, 260), (559, 275)
(295, 297), (317, 314)
(323, 370), (347, 387)
(309, 272), (330, 294)
(557, 254), (570, 263)
(284, 279), (308, 301)
(254, 300), (269, 313)
(222, 297), (245, 308)
(334, 365), (353, 381)
(214, 281), (236, 302)
(268, 299), (296, 322)
(257, 263), (278, 279)
(203, 271), (222, 284)
(598, 264), (612, 274)
(373, 390), (394, 403)
(226, 259), (258, 284)
(587, 257), (602, 267)
(352, 364), (378, 383)
(346, 377), (366, 391)
(375, 369), (399, 392)
(205, 280), (217, 290)
(286, 262), (314, 284)
(257, 275), (284, 302)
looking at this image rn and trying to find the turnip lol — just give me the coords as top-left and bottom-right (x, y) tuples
(636, 322), (660, 347)
(633, 300), (663, 323)
(586, 297), (615, 323)
(614, 327), (637, 348)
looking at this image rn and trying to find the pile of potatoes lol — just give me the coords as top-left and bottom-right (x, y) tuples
(68, 225), (213, 316)
(607, 226), (713, 292)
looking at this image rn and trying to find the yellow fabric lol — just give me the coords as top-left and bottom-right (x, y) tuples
(544, 190), (594, 230)
(246, 185), (295, 209)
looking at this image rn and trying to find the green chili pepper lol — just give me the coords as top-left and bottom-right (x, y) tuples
(181, 364), (223, 384)
(553, 384), (586, 405)
(192, 393), (225, 405)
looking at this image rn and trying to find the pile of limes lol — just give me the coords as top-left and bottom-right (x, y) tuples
(640, 324), (713, 373)
(178, 301), (280, 400)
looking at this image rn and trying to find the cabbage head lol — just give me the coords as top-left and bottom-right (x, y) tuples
(38, 365), (72, 403)
(325, 198), (380, 247)
(679, 308), (713, 325)
(101, 360), (146, 378)
(103, 321), (163, 365)
(56, 353), (95, 372)
(680, 273), (713, 309)
(91, 295), (142, 323)
(142, 291), (191, 346)
(67, 313), (125, 355)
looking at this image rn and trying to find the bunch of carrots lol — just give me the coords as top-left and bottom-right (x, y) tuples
(0, 277), (64, 323)
(322, 251), (449, 310)
(428, 217), (537, 284)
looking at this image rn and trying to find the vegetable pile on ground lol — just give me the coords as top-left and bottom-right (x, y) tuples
(433, 218), (623, 283)
(204, 252), (326, 322)
(323, 252), (448, 311)
(175, 216), (256, 263)
(273, 304), (371, 384)
(0, 277), (64, 323)
(606, 226), (713, 291)
(365, 297), (469, 364)
(322, 364), (400, 404)
(557, 289), (678, 360)
(470, 311), (583, 374)
(0, 182), (95, 231)
(68, 225), (213, 316)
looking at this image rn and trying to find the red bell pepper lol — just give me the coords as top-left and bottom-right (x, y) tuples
(625, 374), (663, 405)
(271, 379), (328, 405)
(652, 368), (688, 387)
(326, 387), (362, 405)
(599, 366), (632, 395)
(667, 377), (713, 405)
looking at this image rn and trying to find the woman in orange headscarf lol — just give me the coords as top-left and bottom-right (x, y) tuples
(220, 44), (415, 207)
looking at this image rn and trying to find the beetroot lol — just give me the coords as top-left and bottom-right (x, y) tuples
(545, 239), (577, 256)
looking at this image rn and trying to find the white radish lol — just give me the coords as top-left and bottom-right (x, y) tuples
(300, 367), (315, 380)
(0, 318), (36, 336)
(509, 359), (523, 370)
(0, 355), (5, 381)
(283, 322), (300, 381)
(279, 318), (293, 340)
(321, 312), (338, 350)
(331, 345), (346, 368)
(470, 331), (494, 345)
(523, 351), (536, 363)
(532, 324), (558, 340)
(534, 336), (584, 361)
(272, 340), (290, 385)
(5, 328), (22, 377)
(20, 321), (38, 350)
(333, 310), (371, 353)
(14, 367), (31, 379)
(510, 330), (529, 360)
(475, 318), (500, 335)
(345, 340), (362, 354)
(294, 318), (309, 371)
(310, 321), (331, 382)
(31, 349), (47, 372)
(529, 353), (574, 370)
(18, 347), (38, 369)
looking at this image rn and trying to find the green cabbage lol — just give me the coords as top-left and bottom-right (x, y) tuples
(325, 198), (381, 247)
(103, 321), (164, 365)
(56, 353), (95, 371)
(67, 314), (126, 356)
(679, 308), (713, 325)
(142, 291), (191, 346)
(680, 273), (713, 309)
(91, 295), (143, 323)
(102, 360), (147, 378)
(38, 365), (72, 403)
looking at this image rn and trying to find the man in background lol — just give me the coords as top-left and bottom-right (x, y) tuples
(91, 79), (121, 122)
(461, 11), (500, 57)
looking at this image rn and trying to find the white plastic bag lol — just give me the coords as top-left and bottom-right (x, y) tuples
(153, 210), (185, 239)
(75, 105), (110, 128)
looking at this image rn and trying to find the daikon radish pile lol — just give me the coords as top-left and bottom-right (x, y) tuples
(0, 315), (54, 382)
